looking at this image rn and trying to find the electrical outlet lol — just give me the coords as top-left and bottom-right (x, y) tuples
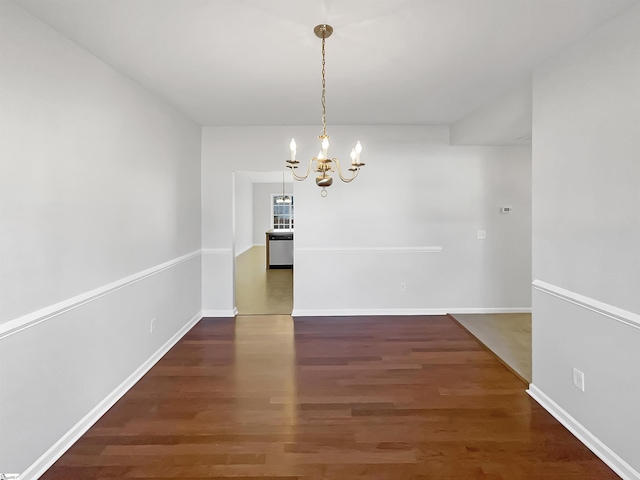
(400, 282), (407, 292)
(477, 230), (486, 240)
(150, 318), (156, 333)
(572, 367), (585, 392)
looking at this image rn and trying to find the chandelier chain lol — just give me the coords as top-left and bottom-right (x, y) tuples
(321, 30), (327, 137)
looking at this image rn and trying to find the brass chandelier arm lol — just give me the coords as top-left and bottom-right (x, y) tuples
(287, 158), (314, 181)
(333, 158), (360, 183)
(288, 158), (360, 183)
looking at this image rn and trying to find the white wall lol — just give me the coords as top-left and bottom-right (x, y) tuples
(233, 173), (253, 256)
(252, 181), (292, 245)
(450, 78), (532, 146)
(202, 125), (532, 315)
(530, 4), (640, 478)
(0, 2), (202, 476)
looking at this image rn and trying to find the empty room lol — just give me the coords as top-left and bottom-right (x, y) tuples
(1, 1), (639, 479)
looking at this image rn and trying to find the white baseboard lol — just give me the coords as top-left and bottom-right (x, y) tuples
(234, 244), (254, 257)
(202, 308), (237, 318)
(527, 384), (639, 480)
(448, 307), (532, 314)
(291, 307), (531, 317)
(19, 311), (203, 480)
(292, 308), (449, 317)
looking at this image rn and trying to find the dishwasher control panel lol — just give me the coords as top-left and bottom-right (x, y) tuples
(269, 233), (293, 241)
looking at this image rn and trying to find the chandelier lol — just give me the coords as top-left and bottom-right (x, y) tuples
(286, 24), (365, 197)
(276, 171), (291, 204)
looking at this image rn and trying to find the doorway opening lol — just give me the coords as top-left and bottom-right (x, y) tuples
(232, 171), (294, 315)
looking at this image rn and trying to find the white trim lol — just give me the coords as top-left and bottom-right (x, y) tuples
(292, 307), (530, 317)
(202, 308), (237, 318)
(296, 246), (443, 253)
(533, 279), (640, 330)
(292, 308), (449, 317)
(447, 307), (532, 314)
(0, 250), (202, 339)
(527, 384), (639, 480)
(202, 248), (233, 255)
(19, 311), (203, 480)
(234, 244), (254, 257)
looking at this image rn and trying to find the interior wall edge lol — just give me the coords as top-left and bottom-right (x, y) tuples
(527, 384), (639, 480)
(0, 250), (202, 339)
(201, 252), (234, 312)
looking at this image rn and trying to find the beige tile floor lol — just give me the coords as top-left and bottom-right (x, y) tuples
(235, 246), (293, 315)
(451, 313), (532, 383)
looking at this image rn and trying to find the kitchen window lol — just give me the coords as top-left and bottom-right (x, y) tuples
(271, 194), (294, 230)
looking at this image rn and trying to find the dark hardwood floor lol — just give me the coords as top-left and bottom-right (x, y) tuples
(41, 315), (617, 479)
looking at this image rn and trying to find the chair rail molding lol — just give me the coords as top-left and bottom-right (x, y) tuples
(0, 249), (202, 339)
(532, 279), (640, 330)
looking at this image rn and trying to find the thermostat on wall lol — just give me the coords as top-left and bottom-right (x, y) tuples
(500, 206), (512, 214)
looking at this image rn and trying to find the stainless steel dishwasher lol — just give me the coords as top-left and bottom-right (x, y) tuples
(268, 232), (293, 268)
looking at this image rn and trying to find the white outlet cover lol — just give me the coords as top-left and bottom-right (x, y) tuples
(477, 230), (487, 239)
(572, 367), (585, 391)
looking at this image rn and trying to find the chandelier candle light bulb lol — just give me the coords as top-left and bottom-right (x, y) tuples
(290, 138), (296, 161)
(285, 24), (366, 196)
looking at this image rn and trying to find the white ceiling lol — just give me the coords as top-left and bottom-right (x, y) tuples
(13, 0), (638, 126)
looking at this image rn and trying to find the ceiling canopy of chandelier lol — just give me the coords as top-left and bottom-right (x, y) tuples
(286, 24), (365, 197)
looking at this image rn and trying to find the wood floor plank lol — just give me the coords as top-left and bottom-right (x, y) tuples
(40, 315), (618, 479)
